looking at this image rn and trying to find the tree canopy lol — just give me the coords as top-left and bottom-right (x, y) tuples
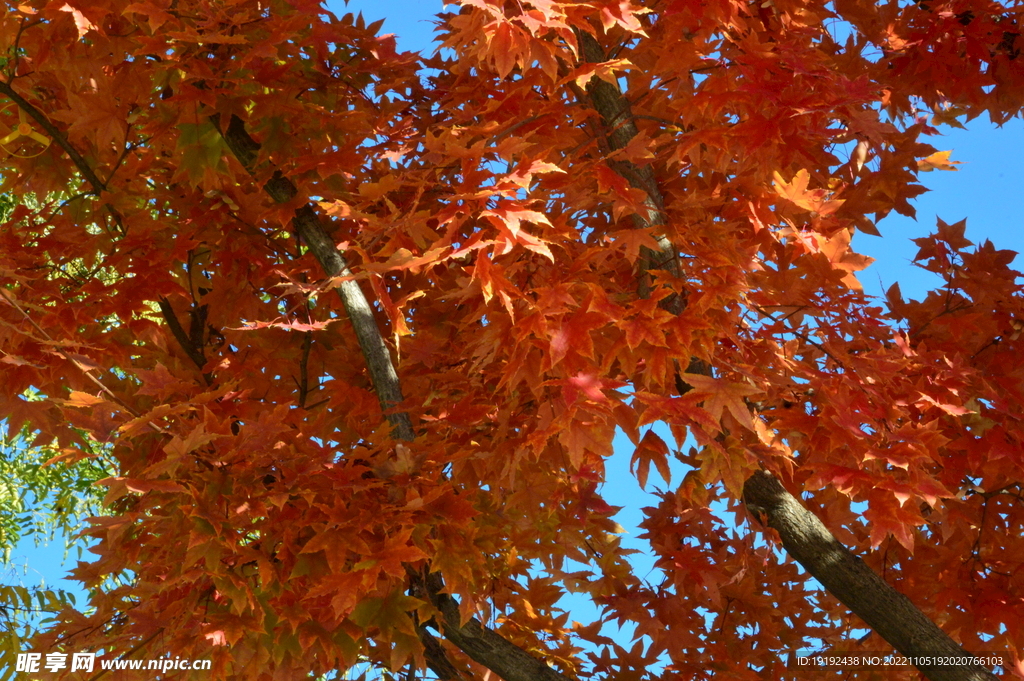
(0, 0), (1022, 680)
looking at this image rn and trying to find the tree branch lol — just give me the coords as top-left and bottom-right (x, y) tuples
(573, 30), (711, 390)
(212, 113), (414, 440)
(743, 471), (999, 681)
(0, 78), (124, 232)
(411, 570), (574, 681)
(574, 29), (680, 307)
(575, 30), (995, 681)
(0, 287), (150, 423)
(156, 297), (211, 384)
(297, 329), (313, 409)
(218, 114), (576, 681)
(417, 624), (464, 680)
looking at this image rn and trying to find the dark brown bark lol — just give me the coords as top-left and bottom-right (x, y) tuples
(417, 625), (464, 680)
(0, 80), (109, 195)
(744, 471), (999, 681)
(412, 571), (575, 681)
(156, 297), (212, 384)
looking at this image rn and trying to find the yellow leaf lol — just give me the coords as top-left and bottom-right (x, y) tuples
(65, 391), (107, 408)
(918, 150), (961, 172)
(773, 169), (810, 206)
(58, 3), (97, 38)
(773, 169), (844, 215)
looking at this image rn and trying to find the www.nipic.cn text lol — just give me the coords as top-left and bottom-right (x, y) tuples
(15, 652), (212, 674)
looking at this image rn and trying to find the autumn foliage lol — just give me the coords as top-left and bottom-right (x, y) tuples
(0, 0), (1023, 679)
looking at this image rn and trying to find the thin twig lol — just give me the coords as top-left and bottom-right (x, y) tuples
(0, 287), (155, 426)
(298, 329), (312, 408)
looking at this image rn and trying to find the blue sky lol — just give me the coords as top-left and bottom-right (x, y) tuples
(7, 0), (1024, 668)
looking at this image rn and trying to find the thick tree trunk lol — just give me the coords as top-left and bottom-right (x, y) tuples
(744, 471), (999, 681)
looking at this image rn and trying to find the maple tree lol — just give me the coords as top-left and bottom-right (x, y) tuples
(0, 0), (1023, 679)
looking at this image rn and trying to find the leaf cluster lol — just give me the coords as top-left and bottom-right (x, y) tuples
(0, 0), (1021, 679)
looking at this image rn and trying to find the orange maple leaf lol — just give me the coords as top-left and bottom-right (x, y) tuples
(917, 150), (962, 172)
(678, 373), (759, 431)
(773, 169), (845, 215)
(818, 229), (874, 290)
